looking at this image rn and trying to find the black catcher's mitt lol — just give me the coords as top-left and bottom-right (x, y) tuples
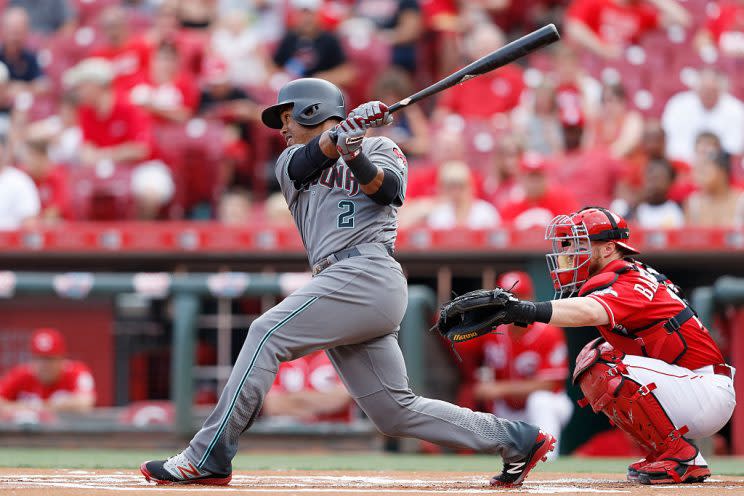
(434, 287), (520, 343)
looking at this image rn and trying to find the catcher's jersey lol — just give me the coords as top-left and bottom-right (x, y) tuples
(275, 136), (407, 266)
(581, 259), (725, 370)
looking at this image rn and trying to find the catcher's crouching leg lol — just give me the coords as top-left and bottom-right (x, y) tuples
(572, 339), (709, 484)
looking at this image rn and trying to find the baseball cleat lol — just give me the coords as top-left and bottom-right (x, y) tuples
(637, 462), (710, 485)
(140, 452), (232, 485)
(627, 453), (657, 481)
(490, 429), (556, 488)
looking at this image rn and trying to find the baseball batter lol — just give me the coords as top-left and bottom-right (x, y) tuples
(140, 78), (554, 488)
(437, 206), (736, 485)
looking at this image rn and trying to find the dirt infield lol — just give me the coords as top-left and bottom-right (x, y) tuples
(2, 469), (744, 495)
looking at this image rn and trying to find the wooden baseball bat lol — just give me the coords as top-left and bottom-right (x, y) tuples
(330, 24), (560, 141)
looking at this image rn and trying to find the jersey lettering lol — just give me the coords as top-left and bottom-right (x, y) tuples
(318, 164), (359, 197)
(633, 268), (659, 301)
(337, 200), (355, 228)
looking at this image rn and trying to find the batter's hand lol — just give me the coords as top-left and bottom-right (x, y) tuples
(350, 101), (393, 128)
(334, 116), (367, 161)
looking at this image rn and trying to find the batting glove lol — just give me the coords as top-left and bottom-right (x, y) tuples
(334, 115), (367, 161)
(350, 101), (393, 128)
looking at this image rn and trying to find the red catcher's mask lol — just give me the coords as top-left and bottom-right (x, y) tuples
(545, 207), (639, 298)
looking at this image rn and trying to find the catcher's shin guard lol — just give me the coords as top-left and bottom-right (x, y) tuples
(573, 339), (702, 483)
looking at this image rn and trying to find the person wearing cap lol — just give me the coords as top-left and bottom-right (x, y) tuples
(500, 153), (579, 230)
(0, 328), (96, 417)
(66, 57), (174, 220)
(272, 0), (354, 87)
(456, 272), (572, 460)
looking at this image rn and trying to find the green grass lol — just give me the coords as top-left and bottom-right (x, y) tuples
(1, 449), (743, 475)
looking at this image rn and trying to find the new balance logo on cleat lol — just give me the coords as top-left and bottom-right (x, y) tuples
(140, 452), (232, 486)
(491, 430), (556, 488)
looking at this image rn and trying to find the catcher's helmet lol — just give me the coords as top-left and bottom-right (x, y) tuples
(545, 207), (639, 298)
(261, 78), (346, 129)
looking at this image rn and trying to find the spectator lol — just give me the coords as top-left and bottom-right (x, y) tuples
(368, 68), (429, 158)
(500, 153), (579, 230)
(46, 95), (83, 166)
(217, 188), (252, 225)
(434, 22), (524, 121)
(427, 160), (501, 229)
(263, 350), (354, 422)
(551, 44), (601, 124)
(512, 81), (564, 156)
(67, 58), (175, 220)
(662, 68), (744, 163)
(468, 272), (572, 458)
(20, 120), (70, 222)
(210, 11), (271, 88)
(216, 0), (286, 44)
(264, 191), (295, 227)
(585, 83), (643, 159)
(684, 150), (744, 227)
(352, 0), (423, 73)
(482, 133), (523, 210)
(272, 0), (354, 88)
(0, 8), (44, 95)
(695, 0), (744, 59)
(9, 0), (77, 35)
(0, 134), (39, 230)
(628, 159), (684, 228)
(92, 6), (152, 93)
(551, 124), (627, 208)
(0, 62), (12, 136)
(565, 0), (690, 60)
(0, 328), (96, 420)
(177, 0), (216, 30)
(129, 42), (199, 123)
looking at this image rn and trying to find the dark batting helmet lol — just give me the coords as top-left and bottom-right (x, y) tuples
(261, 78), (346, 129)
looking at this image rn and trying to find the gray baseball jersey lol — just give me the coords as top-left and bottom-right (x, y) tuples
(275, 136), (406, 266)
(184, 133), (541, 477)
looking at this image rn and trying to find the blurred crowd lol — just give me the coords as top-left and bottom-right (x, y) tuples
(0, 0), (743, 229)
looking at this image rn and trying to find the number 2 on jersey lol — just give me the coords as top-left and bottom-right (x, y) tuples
(337, 200), (355, 228)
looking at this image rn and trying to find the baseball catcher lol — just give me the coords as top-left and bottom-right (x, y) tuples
(435, 206), (736, 485)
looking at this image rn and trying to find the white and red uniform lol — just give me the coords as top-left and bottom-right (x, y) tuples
(480, 324), (573, 455)
(579, 259), (736, 442)
(0, 361), (96, 407)
(271, 351), (353, 422)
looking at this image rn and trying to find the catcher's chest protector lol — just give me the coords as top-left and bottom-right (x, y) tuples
(578, 261), (696, 365)
(573, 338), (688, 456)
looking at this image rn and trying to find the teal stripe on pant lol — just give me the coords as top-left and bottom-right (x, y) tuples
(197, 296), (319, 468)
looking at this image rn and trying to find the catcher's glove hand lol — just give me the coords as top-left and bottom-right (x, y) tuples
(434, 287), (528, 343)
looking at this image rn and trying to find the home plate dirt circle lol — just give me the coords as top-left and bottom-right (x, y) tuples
(2, 469), (744, 495)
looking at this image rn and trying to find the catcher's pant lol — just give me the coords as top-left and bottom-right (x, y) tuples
(185, 247), (539, 474)
(493, 390), (573, 459)
(620, 355), (736, 441)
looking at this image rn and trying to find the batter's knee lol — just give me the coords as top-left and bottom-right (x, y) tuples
(357, 389), (418, 438)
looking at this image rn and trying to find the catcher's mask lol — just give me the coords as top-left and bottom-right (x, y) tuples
(545, 207), (639, 298)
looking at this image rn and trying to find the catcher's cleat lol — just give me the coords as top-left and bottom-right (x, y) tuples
(627, 453), (658, 481)
(490, 429), (556, 488)
(140, 452), (232, 485)
(636, 435), (709, 485)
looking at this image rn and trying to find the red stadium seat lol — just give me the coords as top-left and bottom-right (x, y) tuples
(68, 164), (135, 220)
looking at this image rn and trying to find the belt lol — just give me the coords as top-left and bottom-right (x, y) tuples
(312, 244), (393, 276)
(713, 364), (734, 379)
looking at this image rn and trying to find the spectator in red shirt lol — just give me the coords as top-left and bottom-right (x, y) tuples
(482, 133), (523, 210)
(695, 0), (744, 59)
(92, 6), (152, 93)
(501, 153), (580, 230)
(434, 22), (524, 121)
(0, 328), (96, 421)
(552, 44), (602, 124)
(460, 272), (572, 458)
(584, 82), (643, 159)
(565, 0), (690, 59)
(20, 121), (71, 223)
(67, 57), (175, 219)
(263, 350), (354, 423)
(129, 42), (198, 124)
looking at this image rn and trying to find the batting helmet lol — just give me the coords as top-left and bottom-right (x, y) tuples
(261, 78), (346, 129)
(545, 207), (639, 298)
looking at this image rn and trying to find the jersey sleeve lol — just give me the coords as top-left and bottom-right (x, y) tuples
(587, 276), (650, 329)
(364, 137), (408, 207)
(274, 144), (304, 206)
(566, 0), (600, 33)
(0, 366), (29, 401)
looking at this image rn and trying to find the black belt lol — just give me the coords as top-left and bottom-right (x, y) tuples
(312, 245), (393, 276)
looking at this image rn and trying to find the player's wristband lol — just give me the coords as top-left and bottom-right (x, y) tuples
(344, 153), (378, 185)
(508, 300), (553, 325)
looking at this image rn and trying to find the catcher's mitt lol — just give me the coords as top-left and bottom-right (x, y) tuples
(434, 287), (520, 343)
